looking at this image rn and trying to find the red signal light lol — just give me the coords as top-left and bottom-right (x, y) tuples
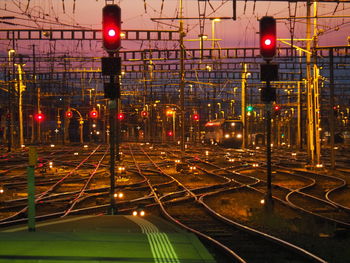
(167, 131), (173, 136)
(108, 29), (116, 37)
(260, 16), (276, 60)
(90, 109), (98, 119)
(274, 105), (280, 111)
(141, 111), (148, 117)
(117, 112), (125, 120)
(102, 5), (121, 52)
(34, 113), (45, 122)
(193, 114), (199, 121)
(66, 111), (73, 118)
(264, 38), (272, 46)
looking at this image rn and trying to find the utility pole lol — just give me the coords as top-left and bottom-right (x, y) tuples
(306, 0), (321, 167)
(306, 0), (313, 164)
(241, 63), (247, 149)
(16, 61), (26, 147)
(31, 45), (36, 144)
(179, 0), (186, 158)
(313, 2), (321, 166)
(7, 49), (15, 152)
(297, 79), (303, 150)
(329, 48), (335, 169)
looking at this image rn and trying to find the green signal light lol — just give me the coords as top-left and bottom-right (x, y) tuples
(247, 106), (253, 112)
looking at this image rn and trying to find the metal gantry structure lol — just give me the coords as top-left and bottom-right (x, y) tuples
(0, 1), (350, 168)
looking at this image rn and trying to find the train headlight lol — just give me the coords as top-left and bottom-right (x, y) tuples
(236, 134), (242, 139)
(117, 166), (126, 174)
(132, 209), (146, 217)
(114, 192), (124, 199)
(224, 134), (230, 138)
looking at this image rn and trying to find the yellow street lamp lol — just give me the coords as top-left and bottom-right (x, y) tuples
(211, 18), (221, 49)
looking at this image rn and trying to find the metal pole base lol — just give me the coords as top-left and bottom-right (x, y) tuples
(264, 194), (274, 213)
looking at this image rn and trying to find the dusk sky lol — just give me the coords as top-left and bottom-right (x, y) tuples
(1, 0), (349, 53)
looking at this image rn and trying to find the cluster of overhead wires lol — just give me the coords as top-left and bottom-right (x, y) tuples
(0, 0), (349, 52)
(1, 0), (88, 29)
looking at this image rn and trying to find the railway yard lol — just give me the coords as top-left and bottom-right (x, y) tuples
(1, 2), (350, 261)
(0, 143), (349, 263)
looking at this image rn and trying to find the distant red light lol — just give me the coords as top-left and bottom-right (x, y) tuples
(90, 109), (98, 119)
(141, 111), (148, 117)
(167, 131), (173, 136)
(34, 113), (44, 122)
(193, 114), (199, 121)
(118, 113), (125, 120)
(66, 111), (73, 118)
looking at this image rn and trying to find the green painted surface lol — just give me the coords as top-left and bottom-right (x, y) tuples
(0, 215), (216, 263)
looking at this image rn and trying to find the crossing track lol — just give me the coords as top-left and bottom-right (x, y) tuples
(0, 142), (348, 262)
(129, 144), (327, 263)
(188, 151), (350, 229)
(0, 145), (108, 225)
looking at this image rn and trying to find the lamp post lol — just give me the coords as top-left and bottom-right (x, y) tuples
(15, 61), (26, 147)
(199, 34), (207, 60)
(211, 18), (221, 49)
(7, 49), (15, 151)
(68, 107), (84, 144)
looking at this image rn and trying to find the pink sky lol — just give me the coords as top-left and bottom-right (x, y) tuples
(1, 0), (349, 50)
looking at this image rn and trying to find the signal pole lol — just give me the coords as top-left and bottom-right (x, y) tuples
(241, 63), (248, 149)
(102, 4), (122, 215)
(259, 16), (278, 211)
(179, 0), (186, 158)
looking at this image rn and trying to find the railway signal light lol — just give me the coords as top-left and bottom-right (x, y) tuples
(167, 130), (173, 136)
(141, 111), (148, 118)
(90, 109), (98, 119)
(260, 16), (276, 60)
(117, 112), (125, 120)
(34, 113), (44, 122)
(102, 4), (121, 52)
(273, 105), (281, 113)
(66, 110), (73, 118)
(246, 106), (253, 112)
(193, 114), (199, 121)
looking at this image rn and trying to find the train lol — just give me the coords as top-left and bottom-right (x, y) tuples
(204, 119), (243, 147)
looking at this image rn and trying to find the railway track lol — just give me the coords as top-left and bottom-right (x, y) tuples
(132, 144), (327, 263)
(0, 143), (348, 262)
